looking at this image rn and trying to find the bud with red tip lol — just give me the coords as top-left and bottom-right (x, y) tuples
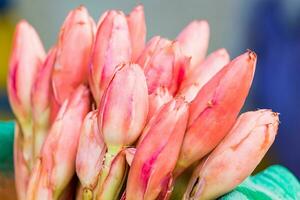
(89, 10), (132, 105)
(26, 85), (90, 200)
(175, 51), (257, 175)
(126, 98), (189, 200)
(184, 110), (279, 200)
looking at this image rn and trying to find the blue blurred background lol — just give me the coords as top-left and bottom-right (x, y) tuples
(0, 0), (299, 181)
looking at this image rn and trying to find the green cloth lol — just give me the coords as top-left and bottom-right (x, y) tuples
(1, 121), (300, 199)
(0, 121), (14, 174)
(220, 165), (300, 200)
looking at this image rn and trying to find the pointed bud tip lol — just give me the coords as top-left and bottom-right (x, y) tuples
(246, 49), (257, 61)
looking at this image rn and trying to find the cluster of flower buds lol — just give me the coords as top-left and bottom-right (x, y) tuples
(7, 4), (279, 200)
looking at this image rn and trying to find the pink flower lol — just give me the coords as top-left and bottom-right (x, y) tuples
(184, 110), (279, 200)
(52, 6), (95, 107)
(89, 10), (131, 105)
(126, 98), (189, 200)
(175, 51), (257, 176)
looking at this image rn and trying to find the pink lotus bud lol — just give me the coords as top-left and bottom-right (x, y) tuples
(184, 110), (279, 200)
(94, 150), (127, 200)
(127, 5), (146, 61)
(98, 63), (148, 150)
(89, 10), (132, 105)
(26, 85), (90, 200)
(76, 110), (106, 199)
(126, 98), (189, 200)
(177, 20), (210, 73)
(14, 124), (30, 200)
(178, 48), (230, 102)
(138, 37), (189, 95)
(7, 20), (46, 122)
(31, 47), (57, 158)
(175, 51), (257, 176)
(52, 6), (95, 106)
(148, 87), (173, 121)
(8, 20), (46, 169)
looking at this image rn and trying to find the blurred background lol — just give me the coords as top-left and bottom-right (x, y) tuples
(0, 0), (300, 193)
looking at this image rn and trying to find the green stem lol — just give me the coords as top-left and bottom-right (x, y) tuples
(94, 145), (125, 200)
(18, 119), (34, 171)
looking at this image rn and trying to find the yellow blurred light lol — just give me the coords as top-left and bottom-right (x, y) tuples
(0, 16), (14, 88)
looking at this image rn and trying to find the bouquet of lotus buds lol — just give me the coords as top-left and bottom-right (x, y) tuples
(7, 4), (279, 200)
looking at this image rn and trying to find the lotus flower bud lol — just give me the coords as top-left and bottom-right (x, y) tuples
(52, 6), (95, 106)
(127, 5), (146, 61)
(184, 110), (279, 200)
(126, 98), (189, 200)
(177, 20), (210, 73)
(148, 87), (173, 121)
(94, 151), (127, 200)
(14, 124), (30, 200)
(89, 10), (131, 105)
(26, 85), (90, 200)
(76, 110), (106, 199)
(138, 37), (189, 95)
(94, 63), (148, 200)
(98, 63), (148, 150)
(178, 48), (230, 102)
(7, 20), (46, 168)
(175, 51), (257, 176)
(31, 47), (56, 158)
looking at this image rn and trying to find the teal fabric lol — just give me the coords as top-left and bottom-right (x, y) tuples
(220, 166), (300, 200)
(0, 121), (14, 174)
(1, 122), (300, 199)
